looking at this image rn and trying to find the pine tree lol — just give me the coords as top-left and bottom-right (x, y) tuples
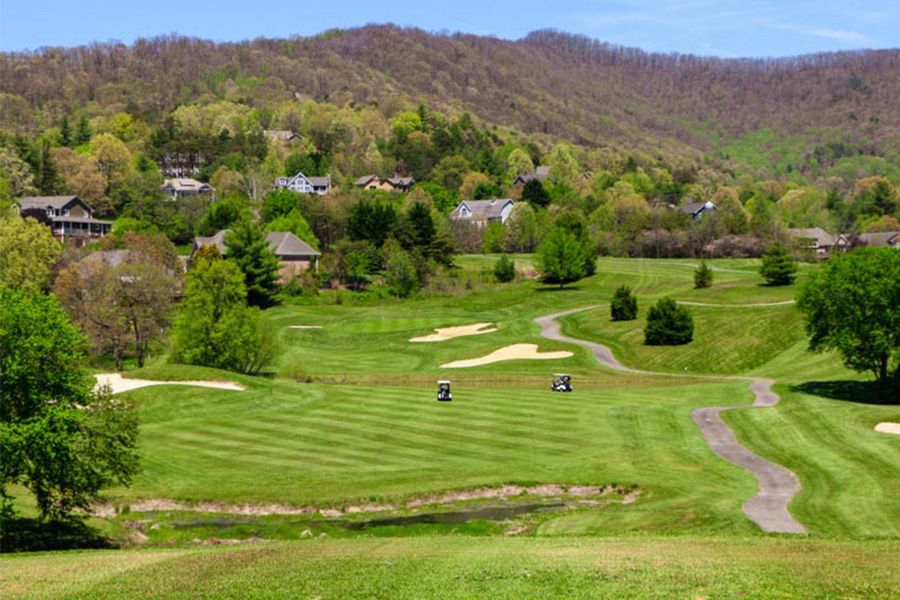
(35, 140), (62, 195)
(224, 219), (280, 307)
(694, 261), (713, 289)
(760, 243), (797, 286)
(494, 254), (516, 282)
(644, 297), (693, 345)
(610, 285), (638, 321)
(75, 116), (92, 145)
(59, 115), (72, 147)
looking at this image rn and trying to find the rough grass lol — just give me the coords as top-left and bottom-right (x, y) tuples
(3, 536), (899, 599)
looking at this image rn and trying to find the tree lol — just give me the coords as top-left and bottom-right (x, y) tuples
(535, 227), (588, 288)
(197, 195), (250, 235)
(406, 201), (436, 249)
(171, 258), (281, 375)
(0, 147), (37, 197)
(694, 261), (713, 289)
(261, 189), (300, 223)
(491, 254), (514, 282)
(0, 215), (61, 294)
(59, 115), (72, 147)
(798, 248), (900, 383)
(0, 288), (139, 520)
(264, 209), (319, 249)
(224, 219), (280, 308)
(348, 199), (397, 247)
(382, 238), (419, 298)
(644, 297), (694, 345)
(760, 243), (797, 286)
(75, 116), (92, 145)
(506, 148), (534, 179)
(521, 179), (550, 208)
(610, 285), (638, 321)
(35, 140), (62, 195)
(89, 134), (132, 197)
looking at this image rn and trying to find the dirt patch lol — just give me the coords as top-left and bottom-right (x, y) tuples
(94, 484), (635, 519)
(410, 322), (497, 343)
(874, 422), (900, 435)
(441, 343), (573, 368)
(94, 374), (244, 395)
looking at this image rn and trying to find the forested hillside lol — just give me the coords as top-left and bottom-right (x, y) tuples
(2, 25), (899, 181)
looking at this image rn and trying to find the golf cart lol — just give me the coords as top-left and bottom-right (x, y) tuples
(437, 380), (452, 401)
(551, 374), (573, 392)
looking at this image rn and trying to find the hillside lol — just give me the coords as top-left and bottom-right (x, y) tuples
(2, 25), (899, 179)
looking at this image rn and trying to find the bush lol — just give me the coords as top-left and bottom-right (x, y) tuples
(760, 243), (798, 286)
(694, 261), (713, 288)
(494, 254), (516, 282)
(610, 285), (638, 321)
(644, 297), (693, 345)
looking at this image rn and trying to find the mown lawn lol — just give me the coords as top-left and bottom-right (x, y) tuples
(3, 536), (899, 599)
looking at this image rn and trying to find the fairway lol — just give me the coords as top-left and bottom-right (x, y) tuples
(5, 257), (899, 597)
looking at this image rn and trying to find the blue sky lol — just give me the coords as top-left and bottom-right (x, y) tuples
(0, 0), (896, 57)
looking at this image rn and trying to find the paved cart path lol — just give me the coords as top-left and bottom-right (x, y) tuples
(535, 307), (806, 534)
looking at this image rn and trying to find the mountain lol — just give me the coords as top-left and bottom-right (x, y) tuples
(1, 25), (898, 178)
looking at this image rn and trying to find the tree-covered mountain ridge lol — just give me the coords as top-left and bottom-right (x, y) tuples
(1, 25), (899, 179)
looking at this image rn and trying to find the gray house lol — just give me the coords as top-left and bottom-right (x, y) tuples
(449, 199), (516, 227)
(680, 201), (717, 220)
(512, 165), (550, 186)
(191, 230), (321, 281)
(274, 172), (331, 195)
(18, 195), (112, 244)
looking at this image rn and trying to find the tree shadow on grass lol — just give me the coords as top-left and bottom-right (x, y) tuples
(0, 516), (114, 553)
(535, 285), (582, 292)
(793, 380), (899, 406)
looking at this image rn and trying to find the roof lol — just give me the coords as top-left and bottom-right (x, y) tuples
(306, 175), (331, 187)
(264, 130), (299, 141)
(680, 201), (717, 214)
(193, 230), (319, 259)
(387, 176), (414, 186)
(50, 216), (112, 225)
(82, 250), (133, 268)
(355, 174), (378, 186)
(513, 166), (550, 184)
(858, 231), (899, 247)
(19, 195), (86, 210)
(265, 231), (320, 257)
(451, 199), (515, 221)
(787, 228), (835, 247)
(162, 178), (214, 192)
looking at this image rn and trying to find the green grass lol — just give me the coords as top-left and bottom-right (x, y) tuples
(4, 536), (899, 599)
(6, 256), (899, 595)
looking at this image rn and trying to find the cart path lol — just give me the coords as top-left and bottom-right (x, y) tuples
(535, 307), (806, 534)
(677, 300), (796, 308)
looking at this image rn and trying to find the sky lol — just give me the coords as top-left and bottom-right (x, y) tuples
(0, 0), (897, 57)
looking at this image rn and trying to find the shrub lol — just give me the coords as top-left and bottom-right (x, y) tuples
(644, 297), (693, 345)
(610, 285), (638, 321)
(535, 227), (587, 288)
(694, 261), (713, 288)
(760, 243), (797, 286)
(494, 254), (516, 282)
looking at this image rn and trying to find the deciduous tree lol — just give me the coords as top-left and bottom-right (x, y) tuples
(0, 215), (61, 294)
(535, 227), (587, 288)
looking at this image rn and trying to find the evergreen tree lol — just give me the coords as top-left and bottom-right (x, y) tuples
(59, 115), (72, 147)
(644, 297), (694, 345)
(760, 243), (797, 286)
(521, 179), (550, 207)
(610, 285), (638, 321)
(35, 141), (62, 195)
(494, 254), (516, 282)
(224, 218), (280, 307)
(75, 116), (92, 145)
(694, 261), (713, 289)
(407, 201), (436, 249)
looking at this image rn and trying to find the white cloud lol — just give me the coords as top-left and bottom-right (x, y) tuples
(762, 20), (872, 45)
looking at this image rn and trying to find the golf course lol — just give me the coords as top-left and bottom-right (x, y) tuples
(3, 257), (899, 598)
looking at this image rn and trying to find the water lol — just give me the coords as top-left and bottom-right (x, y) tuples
(343, 502), (565, 530)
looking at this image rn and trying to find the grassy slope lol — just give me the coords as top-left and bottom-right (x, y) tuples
(4, 537), (899, 599)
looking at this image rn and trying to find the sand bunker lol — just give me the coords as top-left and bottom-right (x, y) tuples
(288, 325), (323, 329)
(410, 322), (497, 343)
(874, 422), (900, 435)
(94, 373), (244, 395)
(441, 343), (573, 368)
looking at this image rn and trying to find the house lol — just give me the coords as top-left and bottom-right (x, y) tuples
(18, 195), (111, 244)
(449, 199), (516, 227)
(162, 178), (215, 200)
(353, 174), (415, 192)
(858, 231), (900, 249)
(787, 227), (836, 259)
(190, 230), (321, 281)
(274, 172), (331, 195)
(512, 165), (550, 186)
(264, 130), (300, 143)
(679, 201), (717, 220)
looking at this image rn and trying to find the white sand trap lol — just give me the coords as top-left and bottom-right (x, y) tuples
(288, 325), (323, 329)
(410, 322), (497, 343)
(94, 373), (244, 394)
(441, 343), (573, 368)
(874, 422), (900, 435)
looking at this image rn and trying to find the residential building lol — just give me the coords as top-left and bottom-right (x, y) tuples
(449, 199), (516, 227)
(191, 230), (321, 281)
(263, 130), (300, 143)
(787, 227), (836, 259)
(274, 172), (331, 195)
(353, 174), (415, 192)
(18, 195), (111, 244)
(679, 201), (718, 220)
(512, 165), (550, 186)
(858, 231), (900, 249)
(162, 178), (215, 200)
